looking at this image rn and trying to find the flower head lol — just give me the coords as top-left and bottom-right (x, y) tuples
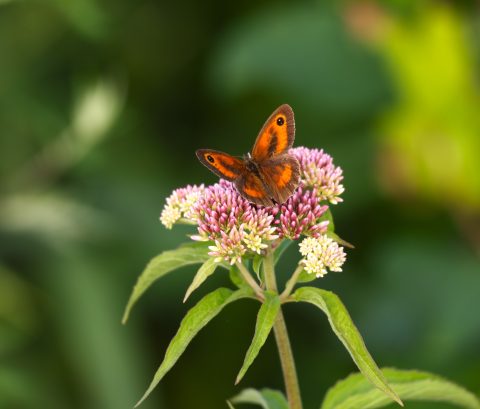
(208, 225), (246, 264)
(191, 180), (278, 263)
(273, 185), (329, 240)
(292, 147), (345, 204)
(159, 147), (347, 269)
(242, 206), (279, 253)
(160, 184), (205, 229)
(299, 235), (346, 277)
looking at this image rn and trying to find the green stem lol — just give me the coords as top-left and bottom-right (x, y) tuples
(264, 250), (303, 409)
(280, 263), (304, 301)
(235, 261), (265, 301)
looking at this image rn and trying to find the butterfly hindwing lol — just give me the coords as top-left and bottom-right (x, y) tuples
(258, 155), (300, 204)
(251, 104), (295, 162)
(196, 149), (245, 181)
(235, 172), (275, 207)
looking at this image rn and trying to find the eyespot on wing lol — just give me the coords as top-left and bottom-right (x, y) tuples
(251, 104), (295, 161)
(196, 149), (245, 181)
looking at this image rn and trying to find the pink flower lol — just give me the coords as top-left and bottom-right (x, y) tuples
(291, 147), (345, 204)
(272, 185), (329, 240)
(159, 147), (346, 267)
(191, 180), (278, 263)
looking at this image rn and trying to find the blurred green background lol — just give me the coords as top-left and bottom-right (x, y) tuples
(1, 0), (479, 408)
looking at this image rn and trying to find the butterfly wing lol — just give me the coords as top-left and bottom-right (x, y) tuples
(235, 172), (275, 207)
(196, 149), (245, 181)
(258, 155), (300, 204)
(197, 104), (298, 207)
(251, 104), (295, 162)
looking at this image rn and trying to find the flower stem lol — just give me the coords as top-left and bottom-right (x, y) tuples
(264, 250), (303, 409)
(235, 261), (265, 301)
(280, 263), (304, 301)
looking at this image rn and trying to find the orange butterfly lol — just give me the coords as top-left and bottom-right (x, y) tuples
(196, 104), (300, 207)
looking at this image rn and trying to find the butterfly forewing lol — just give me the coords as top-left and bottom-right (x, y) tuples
(196, 149), (245, 181)
(251, 104), (295, 162)
(258, 155), (300, 204)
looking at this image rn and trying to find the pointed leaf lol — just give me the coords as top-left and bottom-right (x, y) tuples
(296, 268), (316, 283)
(252, 255), (263, 281)
(183, 258), (221, 302)
(236, 291), (280, 384)
(231, 388), (289, 409)
(122, 244), (210, 323)
(326, 231), (355, 249)
(319, 209), (354, 248)
(261, 389), (290, 409)
(135, 287), (255, 407)
(321, 368), (480, 409)
(289, 287), (402, 407)
(319, 208), (335, 232)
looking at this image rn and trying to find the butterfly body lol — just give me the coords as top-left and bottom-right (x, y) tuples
(243, 154), (261, 177)
(196, 104), (300, 207)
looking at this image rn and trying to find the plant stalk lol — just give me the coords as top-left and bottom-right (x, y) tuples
(235, 261), (265, 301)
(264, 249), (303, 409)
(280, 263), (304, 301)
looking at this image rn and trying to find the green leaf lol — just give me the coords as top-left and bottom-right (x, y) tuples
(227, 401), (237, 409)
(296, 268), (316, 283)
(321, 368), (480, 409)
(231, 388), (289, 409)
(320, 208), (354, 248)
(252, 255), (263, 281)
(289, 287), (402, 407)
(326, 231), (355, 249)
(122, 244), (210, 323)
(135, 287), (255, 407)
(319, 208), (335, 232)
(235, 291), (280, 384)
(274, 239), (293, 264)
(183, 258), (221, 302)
(261, 389), (290, 409)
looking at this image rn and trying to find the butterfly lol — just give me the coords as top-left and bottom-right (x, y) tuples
(196, 104), (300, 207)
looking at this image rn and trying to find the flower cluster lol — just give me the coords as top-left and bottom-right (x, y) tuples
(190, 180), (278, 264)
(273, 185), (329, 240)
(291, 147), (344, 204)
(160, 184), (204, 228)
(159, 147), (347, 270)
(299, 236), (346, 277)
